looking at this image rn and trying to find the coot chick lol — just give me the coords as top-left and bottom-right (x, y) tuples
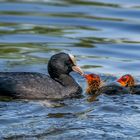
(117, 74), (140, 94)
(0, 52), (84, 100)
(84, 74), (101, 94)
(85, 73), (129, 95)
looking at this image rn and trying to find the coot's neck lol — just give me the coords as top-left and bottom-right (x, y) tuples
(53, 74), (79, 87)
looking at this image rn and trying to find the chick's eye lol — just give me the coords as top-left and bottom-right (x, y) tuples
(122, 77), (127, 81)
(91, 75), (95, 78)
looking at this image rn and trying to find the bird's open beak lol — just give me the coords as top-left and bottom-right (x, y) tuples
(84, 74), (88, 79)
(117, 78), (121, 83)
(83, 74), (92, 80)
(117, 78), (125, 87)
(72, 65), (84, 76)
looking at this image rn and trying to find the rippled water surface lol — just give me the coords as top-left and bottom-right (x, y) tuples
(0, 0), (140, 139)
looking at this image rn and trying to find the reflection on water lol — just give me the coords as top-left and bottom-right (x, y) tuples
(0, 0), (140, 139)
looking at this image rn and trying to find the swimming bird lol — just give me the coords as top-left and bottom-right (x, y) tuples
(117, 74), (140, 94)
(0, 52), (84, 100)
(84, 74), (101, 94)
(84, 73), (128, 95)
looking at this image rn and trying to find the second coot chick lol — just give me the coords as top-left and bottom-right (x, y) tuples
(117, 74), (140, 94)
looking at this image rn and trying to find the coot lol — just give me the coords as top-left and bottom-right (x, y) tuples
(85, 73), (129, 95)
(117, 74), (140, 94)
(0, 52), (84, 100)
(84, 74), (101, 94)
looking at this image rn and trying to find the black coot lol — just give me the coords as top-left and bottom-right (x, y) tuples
(0, 52), (84, 100)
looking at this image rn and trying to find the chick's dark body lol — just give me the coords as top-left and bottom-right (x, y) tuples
(98, 83), (129, 95)
(130, 85), (140, 94)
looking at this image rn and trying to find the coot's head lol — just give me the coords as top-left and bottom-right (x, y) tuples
(48, 52), (84, 79)
(84, 73), (101, 94)
(117, 74), (135, 87)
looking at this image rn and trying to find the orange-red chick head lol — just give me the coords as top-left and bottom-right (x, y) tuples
(84, 73), (101, 94)
(117, 74), (135, 87)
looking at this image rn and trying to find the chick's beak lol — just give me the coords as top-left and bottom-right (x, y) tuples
(84, 74), (97, 83)
(83, 74), (88, 79)
(84, 74), (92, 81)
(117, 78), (125, 86)
(117, 78), (121, 83)
(72, 65), (84, 76)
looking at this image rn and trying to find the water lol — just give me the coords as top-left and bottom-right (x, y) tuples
(0, 0), (140, 139)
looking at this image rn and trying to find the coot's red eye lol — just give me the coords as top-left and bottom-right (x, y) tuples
(68, 59), (73, 64)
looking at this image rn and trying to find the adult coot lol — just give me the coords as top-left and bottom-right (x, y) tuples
(117, 74), (140, 94)
(0, 52), (84, 100)
(84, 73), (129, 95)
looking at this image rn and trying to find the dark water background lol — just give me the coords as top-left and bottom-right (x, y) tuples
(0, 0), (140, 139)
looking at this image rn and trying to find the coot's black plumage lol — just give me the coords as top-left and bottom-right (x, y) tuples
(0, 53), (84, 100)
